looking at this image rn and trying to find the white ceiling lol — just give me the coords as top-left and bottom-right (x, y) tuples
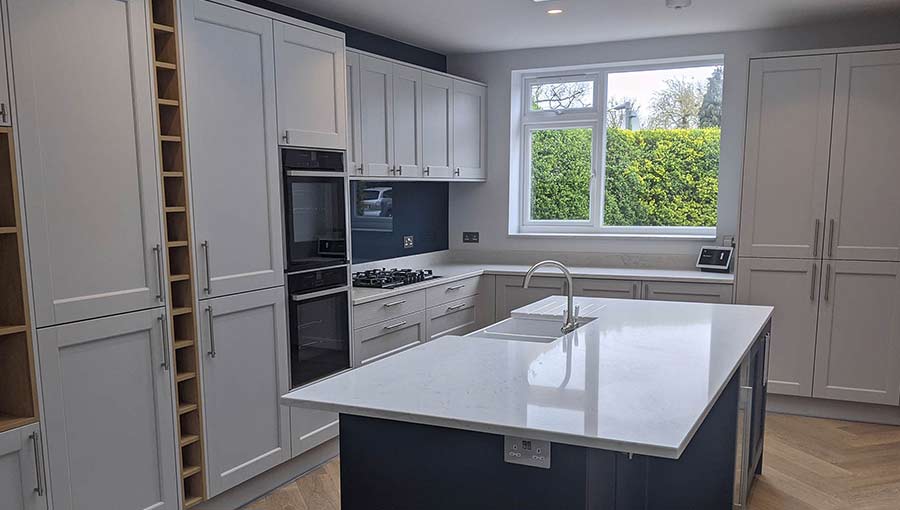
(272, 0), (900, 54)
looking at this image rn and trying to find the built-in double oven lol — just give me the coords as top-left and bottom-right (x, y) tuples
(282, 148), (352, 390)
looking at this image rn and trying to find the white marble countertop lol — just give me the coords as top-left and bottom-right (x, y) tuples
(352, 262), (734, 305)
(282, 296), (772, 459)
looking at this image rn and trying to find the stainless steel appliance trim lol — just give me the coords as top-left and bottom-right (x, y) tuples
(287, 263), (350, 276)
(291, 285), (351, 302)
(285, 170), (349, 178)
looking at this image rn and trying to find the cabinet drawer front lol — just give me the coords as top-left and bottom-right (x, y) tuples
(427, 295), (478, 340)
(643, 282), (733, 304)
(353, 290), (426, 329)
(573, 278), (640, 299)
(355, 311), (426, 365)
(426, 276), (481, 306)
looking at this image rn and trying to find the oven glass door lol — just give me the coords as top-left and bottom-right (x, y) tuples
(289, 288), (351, 389)
(284, 175), (348, 271)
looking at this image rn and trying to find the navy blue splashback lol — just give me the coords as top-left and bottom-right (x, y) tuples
(350, 181), (448, 264)
(236, 0), (447, 71)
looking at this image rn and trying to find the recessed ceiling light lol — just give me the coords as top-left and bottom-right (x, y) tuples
(665, 0), (692, 9)
(547, 8), (563, 14)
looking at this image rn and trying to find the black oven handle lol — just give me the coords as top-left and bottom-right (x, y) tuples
(291, 285), (351, 302)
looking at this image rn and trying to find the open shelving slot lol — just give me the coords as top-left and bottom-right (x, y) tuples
(0, 127), (38, 435)
(150, 0), (207, 505)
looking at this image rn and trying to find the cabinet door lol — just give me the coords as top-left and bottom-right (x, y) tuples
(290, 407), (338, 458)
(359, 55), (393, 176)
(9, 0), (164, 326)
(422, 72), (454, 178)
(182, 0), (284, 299)
(0, 423), (47, 510)
(37, 308), (179, 510)
(813, 261), (900, 405)
(573, 278), (640, 299)
(355, 310), (426, 365)
(738, 55), (835, 259)
(426, 295), (480, 341)
(737, 258), (819, 397)
(825, 50), (900, 262)
(200, 287), (290, 496)
(346, 51), (363, 175)
(274, 21), (347, 149)
(452, 80), (486, 180)
(642, 281), (733, 304)
(392, 64), (423, 177)
(494, 275), (564, 320)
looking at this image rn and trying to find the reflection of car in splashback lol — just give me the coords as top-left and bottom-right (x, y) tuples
(360, 187), (393, 217)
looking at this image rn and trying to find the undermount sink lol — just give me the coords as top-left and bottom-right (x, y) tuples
(470, 316), (593, 343)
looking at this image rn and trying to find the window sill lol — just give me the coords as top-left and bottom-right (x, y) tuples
(508, 231), (717, 241)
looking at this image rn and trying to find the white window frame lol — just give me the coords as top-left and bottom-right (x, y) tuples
(514, 57), (724, 237)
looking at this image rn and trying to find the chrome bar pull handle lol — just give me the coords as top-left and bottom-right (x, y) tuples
(813, 219), (820, 257)
(828, 219), (835, 258)
(158, 314), (171, 371)
(824, 264), (832, 301)
(446, 303), (467, 311)
(206, 305), (217, 358)
(30, 431), (44, 496)
(153, 244), (164, 302)
(445, 285), (465, 292)
(454, 168), (461, 176)
(382, 299), (407, 308)
(201, 240), (212, 294)
(383, 321), (407, 330)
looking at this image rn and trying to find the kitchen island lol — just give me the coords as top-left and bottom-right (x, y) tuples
(282, 296), (773, 509)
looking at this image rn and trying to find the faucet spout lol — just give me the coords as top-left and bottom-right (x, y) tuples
(523, 260), (579, 334)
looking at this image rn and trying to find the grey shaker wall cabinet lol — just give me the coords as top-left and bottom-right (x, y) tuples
(182, 0), (285, 300)
(451, 79), (487, 180)
(274, 20), (347, 150)
(37, 308), (179, 510)
(421, 71), (455, 178)
(348, 49), (487, 181)
(9, 0), (165, 327)
(738, 49), (900, 406)
(199, 287), (291, 496)
(0, 422), (47, 510)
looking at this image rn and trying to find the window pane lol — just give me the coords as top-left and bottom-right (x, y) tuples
(530, 80), (594, 112)
(530, 127), (592, 221)
(603, 65), (721, 227)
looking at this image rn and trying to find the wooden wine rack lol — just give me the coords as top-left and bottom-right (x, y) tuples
(150, 0), (206, 507)
(0, 127), (38, 436)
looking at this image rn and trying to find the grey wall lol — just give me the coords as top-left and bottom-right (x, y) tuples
(240, 0), (446, 71)
(445, 16), (900, 259)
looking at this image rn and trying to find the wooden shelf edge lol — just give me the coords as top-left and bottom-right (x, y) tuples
(169, 274), (190, 282)
(167, 240), (188, 248)
(155, 61), (177, 70)
(152, 22), (175, 33)
(180, 434), (200, 448)
(177, 403), (198, 415)
(0, 324), (27, 337)
(0, 226), (17, 235)
(182, 465), (201, 478)
(0, 415), (38, 435)
(172, 307), (192, 316)
(175, 371), (196, 383)
(157, 98), (180, 107)
(184, 496), (204, 509)
(173, 339), (194, 350)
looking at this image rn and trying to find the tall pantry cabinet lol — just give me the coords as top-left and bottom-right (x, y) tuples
(738, 49), (900, 406)
(6, 0), (183, 509)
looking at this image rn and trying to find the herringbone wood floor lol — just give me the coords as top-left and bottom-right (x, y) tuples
(245, 414), (900, 510)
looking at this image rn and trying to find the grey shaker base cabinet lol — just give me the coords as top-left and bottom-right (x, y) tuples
(36, 308), (180, 510)
(200, 287), (291, 497)
(0, 423), (48, 510)
(739, 258), (900, 406)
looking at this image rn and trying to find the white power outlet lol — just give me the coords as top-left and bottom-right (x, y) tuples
(403, 235), (414, 249)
